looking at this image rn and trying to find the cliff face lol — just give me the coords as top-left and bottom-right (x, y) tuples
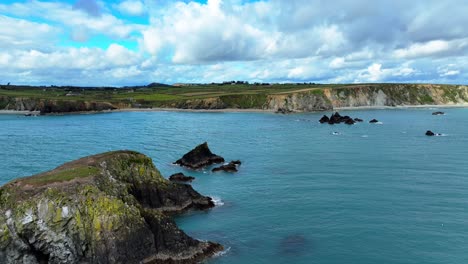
(264, 84), (468, 112)
(266, 90), (333, 112)
(0, 151), (222, 264)
(0, 97), (126, 113)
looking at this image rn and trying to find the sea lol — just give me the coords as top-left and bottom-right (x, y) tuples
(0, 108), (467, 264)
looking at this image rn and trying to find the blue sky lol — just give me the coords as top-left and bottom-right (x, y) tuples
(0, 0), (467, 86)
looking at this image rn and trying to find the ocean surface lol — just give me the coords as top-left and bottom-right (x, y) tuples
(1, 108), (467, 264)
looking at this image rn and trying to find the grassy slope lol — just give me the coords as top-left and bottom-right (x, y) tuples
(0, 83), (464, 109)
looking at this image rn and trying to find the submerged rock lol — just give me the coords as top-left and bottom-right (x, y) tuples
(279, 234), (309, 255)
(0, 151), (222, 263)
(354, 118), (363, 122)
(276, 108), (294, 114)
(432, 111), (445, 115)
(175, 142), (225, 169)
(212, 161), (241, 173)
(169, 172), (195, 183)
(369, 119), (379, 123)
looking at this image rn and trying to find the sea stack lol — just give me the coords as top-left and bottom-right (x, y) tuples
(175, 142), (225, 169)
(0, 151), (222, 263)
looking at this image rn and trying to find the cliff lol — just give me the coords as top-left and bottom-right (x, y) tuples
(0, 151), (222, 263)
(264, 84), (468, 112)
(0, 97), (128, 114)
(1, 84), (467, 113)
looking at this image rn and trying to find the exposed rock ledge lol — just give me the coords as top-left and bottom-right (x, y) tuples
(0, 151), (222, 263)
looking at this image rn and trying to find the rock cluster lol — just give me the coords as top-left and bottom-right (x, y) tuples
(0, 151), (222, 263)
(212, 160), (242, 173)
(432, 111), (445, 115)
(319, 112), (364, 125)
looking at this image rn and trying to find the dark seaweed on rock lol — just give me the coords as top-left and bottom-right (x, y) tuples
(175, 142), (225, 169)
(169, 173), (195, 183)
(0, 151), (222, 264)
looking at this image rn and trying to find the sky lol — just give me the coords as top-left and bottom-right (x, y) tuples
(0, 0), (467, 86)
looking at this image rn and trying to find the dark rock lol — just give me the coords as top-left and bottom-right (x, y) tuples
(279, 234), (309, 255)
(369, 119), (379, 123)
(345, 118), (355, 125)
(175, 142), (225, 169)
(0, 151), (222, 263)
(169, 172), (195, 183)
(276, 108), (293, 114)
(426, 130), (435, 136)
(231, 160), (242, 165)
(354, 118), (363, 122)
(329, 112), (342, 124)
(212, 161), (240, 173)
(432, 111), (445, 115)
(319, 115), (330, 123)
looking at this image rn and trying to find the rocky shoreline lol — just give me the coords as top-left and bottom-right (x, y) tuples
(0, 151), (223, 263)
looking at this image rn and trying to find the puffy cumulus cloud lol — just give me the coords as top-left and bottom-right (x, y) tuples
(0, 44), (144, 86)
(0, 1), (144, 41)
(115, 0), (146, 16)
(0, 15), (59, 50)
(1, 0), (468, 85)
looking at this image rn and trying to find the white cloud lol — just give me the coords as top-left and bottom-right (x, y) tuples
(394, 40), (451, 59)
(330, 57), (345, 69)
(0, 15), (58, 49)
(1, 0), (468, 85)
(116, 0), (145, 16)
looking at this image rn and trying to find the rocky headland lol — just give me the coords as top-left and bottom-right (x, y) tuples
(0, 151), (222, 263)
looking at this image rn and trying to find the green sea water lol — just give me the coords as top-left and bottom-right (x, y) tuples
(1, 108), (467, 264)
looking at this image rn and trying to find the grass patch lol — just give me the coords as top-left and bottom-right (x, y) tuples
(22, 166), (100, 185)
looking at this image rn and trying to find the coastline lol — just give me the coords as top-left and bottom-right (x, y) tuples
(334, 103), (468, 111)
(1, 103), (467, 115)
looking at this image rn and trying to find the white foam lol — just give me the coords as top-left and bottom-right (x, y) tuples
(332, 132), (340, 135)
(211, 196), (224, 206)
(213, 247), (231, 258)
(361, 135), (369, 138)
(435, 133), (447, 137)
(376, 122), (384, 125)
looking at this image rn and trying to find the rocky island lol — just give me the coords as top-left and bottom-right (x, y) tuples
(0, 151), (222, 263)
(175, 142), (225, 169)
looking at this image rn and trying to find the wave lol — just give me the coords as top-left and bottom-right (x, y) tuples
(376, 122), (384, 125)
(213, 247), (231, 258)
(332, 132), (341, 135)
(361, 135), (369, 138)
(211, 196), (224, 206)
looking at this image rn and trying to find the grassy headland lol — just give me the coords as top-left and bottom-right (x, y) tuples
(1, 82), (467, 113)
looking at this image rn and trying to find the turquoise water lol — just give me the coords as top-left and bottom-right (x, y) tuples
(1, 108), (468, 264)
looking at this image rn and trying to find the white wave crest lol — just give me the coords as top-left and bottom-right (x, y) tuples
(211, 196), (224, 206)
(213, 247), (231, 258)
